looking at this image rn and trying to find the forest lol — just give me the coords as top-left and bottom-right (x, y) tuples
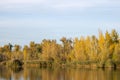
(0, 29), (120, 68)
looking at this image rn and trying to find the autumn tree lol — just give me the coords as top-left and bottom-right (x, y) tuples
(11, 44), (23, 60)
(23, 45), (29, 61)
(60, 37), (73, 62)
(73, 37), (88, 62)
(41, 39), (62, 62)
(112, 44), (120, 63)
(3, 45), (12, 60)
(0, 29), (120, 68)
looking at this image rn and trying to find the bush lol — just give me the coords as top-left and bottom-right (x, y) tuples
(105, 59), (116, 68)
(11, 59), (23, 67)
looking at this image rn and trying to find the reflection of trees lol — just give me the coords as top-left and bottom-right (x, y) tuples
(22, 67), (120, 80)
(23, 67), (42, 80)
(0, 66), (120, 80)
(0, 66), (11, 80)
(0, 66), (23, 80)
(12, 68), (23, 80)
(11, 67), (23, 73)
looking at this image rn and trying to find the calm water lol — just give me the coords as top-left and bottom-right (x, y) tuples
(0, 66), (120, 80)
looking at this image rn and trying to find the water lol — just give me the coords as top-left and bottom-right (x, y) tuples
(0, 66), (120, 80)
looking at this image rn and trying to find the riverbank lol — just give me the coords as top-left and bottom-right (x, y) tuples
(1, 59), (120, 69)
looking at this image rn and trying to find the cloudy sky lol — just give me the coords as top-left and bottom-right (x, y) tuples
(0, 0), (120, 46)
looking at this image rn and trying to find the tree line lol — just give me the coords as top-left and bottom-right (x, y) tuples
(0, 29), (120, 67)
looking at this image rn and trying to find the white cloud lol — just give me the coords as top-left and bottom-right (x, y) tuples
(0, 19), (48, 28)
(0, 0), (120, 11)
(51, 1), (107, 9)
(0, 0), (46, 4)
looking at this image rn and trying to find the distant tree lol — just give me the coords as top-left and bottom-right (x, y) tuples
(112, 44), (120, 63)
(60, 37), (73, 62)
(14, 45), (21, 52)
(41, 39), (61, 62)
(90, 36), (99, 61)
(0, 29), (120, 67)
(8, 43), (13, 52)
(12, 44), (22, 60)
(3, 45), (11, 60)
(111, 29), (119, 43)
(29, 41), (38, 60)
(23, 45), (29, 61)
(73, 37), (88, 61)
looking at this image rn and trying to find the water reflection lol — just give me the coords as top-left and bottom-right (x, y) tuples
(11, 67), (23, 73)
(0, 66), (120, 80)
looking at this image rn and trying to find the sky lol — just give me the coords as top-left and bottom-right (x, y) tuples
(0, 0), (120, 46)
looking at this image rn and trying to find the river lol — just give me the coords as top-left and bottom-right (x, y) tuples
(0, 66), (120, 80)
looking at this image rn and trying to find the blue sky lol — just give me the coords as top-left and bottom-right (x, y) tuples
(0, 0), (120, 46)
